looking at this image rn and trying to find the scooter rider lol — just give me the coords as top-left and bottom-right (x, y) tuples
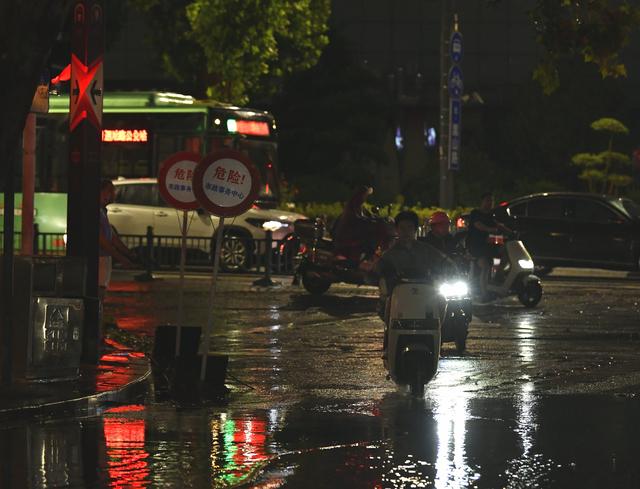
(333, 185), (377, 263)
(467, 192), (512, 299)
(421, 211), (463, 256)
(377, 210), (456, 354)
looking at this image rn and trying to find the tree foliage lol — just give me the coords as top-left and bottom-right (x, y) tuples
(130, 0), (330, 103)
(572, 117), (632, 194)
(531, 0), (640, 94)
(273, 34), (392, 202)
(0, 1), (73, 190)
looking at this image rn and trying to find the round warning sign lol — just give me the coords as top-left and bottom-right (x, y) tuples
(158, 151), (201, 210)
(193, 149), (260, 217)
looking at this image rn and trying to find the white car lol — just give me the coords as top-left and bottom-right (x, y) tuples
(108, 178), (306, 271)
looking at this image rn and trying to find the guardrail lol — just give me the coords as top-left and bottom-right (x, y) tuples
(1, 225), (298, 276)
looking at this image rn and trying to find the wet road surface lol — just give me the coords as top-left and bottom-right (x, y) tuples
(1, 273), (639, 488)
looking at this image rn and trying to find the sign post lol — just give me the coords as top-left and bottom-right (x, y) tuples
(158, 151), (201, 357)
(192, 150), (260, 381)
(68, 0), (104, 362)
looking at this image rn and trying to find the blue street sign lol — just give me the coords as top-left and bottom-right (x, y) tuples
(449, 99), (461, 171)
(448, 65), (463, 99)
(450, 31), (463, 64)
(451, 99), (461, 124)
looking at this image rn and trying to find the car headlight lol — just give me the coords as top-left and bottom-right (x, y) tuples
(518, 259), (534, 270)
(438, 280), (469, 299)
(262, 220), (285, 232)
(246, 218), (290, 230)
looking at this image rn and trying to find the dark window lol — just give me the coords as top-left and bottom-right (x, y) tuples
(113, 184), (128, 204)
(114, 184), (154, 206)
(527, 198), (564, 218)
(508, 202), (526, 217)
(151, 185), (170, 207)
(621, 198), (640, 219)
(573, 200), (618, 223)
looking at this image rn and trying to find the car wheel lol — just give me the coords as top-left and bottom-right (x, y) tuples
(214, 231), (251, 272)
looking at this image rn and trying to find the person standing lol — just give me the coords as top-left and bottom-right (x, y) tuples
(99, 179), (136, 299)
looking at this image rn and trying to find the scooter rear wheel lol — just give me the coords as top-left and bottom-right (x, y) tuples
(409, 373), (425, 397)
(302, 270), (331, 295)
(518, 281), (542, 308)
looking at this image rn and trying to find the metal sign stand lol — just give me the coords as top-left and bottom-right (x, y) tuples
(156, 151), (201, 361)
(200, 216), (225, 381)
(175, 209), (189, 357)
(192, 149), (260, 383)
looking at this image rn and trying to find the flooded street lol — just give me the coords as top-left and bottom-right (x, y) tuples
(2, 273), (640, 488)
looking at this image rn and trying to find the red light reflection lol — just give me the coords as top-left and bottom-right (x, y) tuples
(104, 280), (158, 336)
(233, 420), (268, 465)
(103, 405), (150, 489)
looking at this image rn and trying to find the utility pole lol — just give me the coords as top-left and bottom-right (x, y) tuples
(439, 1), (461, 209)
(438, 0), (452, 208)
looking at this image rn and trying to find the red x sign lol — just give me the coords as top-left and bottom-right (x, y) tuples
(69, 53), (103, 131)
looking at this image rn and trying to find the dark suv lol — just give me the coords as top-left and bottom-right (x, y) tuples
(492, 192), (640, 271)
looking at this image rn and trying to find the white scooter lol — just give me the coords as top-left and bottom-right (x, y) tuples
(381, 276), (470, 396)
(471, 234), (542, 307)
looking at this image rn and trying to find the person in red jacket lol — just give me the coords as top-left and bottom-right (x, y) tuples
(332, 185), (377, 263)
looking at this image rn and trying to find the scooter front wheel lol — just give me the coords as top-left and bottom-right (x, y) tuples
(455, 333), (467, 354)
(302, 270), (331, 295)
(518, 280), (542, 308)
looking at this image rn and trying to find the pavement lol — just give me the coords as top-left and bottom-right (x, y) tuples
(0, 264), (635, 421)
(0, 334), (151, 421)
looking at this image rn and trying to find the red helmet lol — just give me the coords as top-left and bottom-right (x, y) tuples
(428, 211), (450, 226)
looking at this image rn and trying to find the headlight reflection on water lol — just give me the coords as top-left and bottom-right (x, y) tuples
(433, 368), (480, 489)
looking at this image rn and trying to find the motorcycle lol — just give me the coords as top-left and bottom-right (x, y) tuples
(293, 215), (396, 295)
(469, 233), (542, 307)
(380, 275), (470, 396)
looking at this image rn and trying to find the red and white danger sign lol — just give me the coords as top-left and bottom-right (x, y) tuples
(158, 151), (201, 210)
(193, 149), (260, 217)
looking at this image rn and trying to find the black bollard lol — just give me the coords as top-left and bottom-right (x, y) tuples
(135, 225), (155, 281)
(253, 229), (277, 287)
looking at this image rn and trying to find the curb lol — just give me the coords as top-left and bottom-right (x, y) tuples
(0, 355), (152, 422)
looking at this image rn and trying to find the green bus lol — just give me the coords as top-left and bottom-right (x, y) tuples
(2, 91), (282, 250)
(36, 90), (281, 203)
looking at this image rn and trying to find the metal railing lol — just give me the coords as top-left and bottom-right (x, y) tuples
(1, 225), (298, 276)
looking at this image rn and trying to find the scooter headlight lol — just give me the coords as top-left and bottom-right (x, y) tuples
(518, 259), (534, 270)
(438, 280), (469, 299)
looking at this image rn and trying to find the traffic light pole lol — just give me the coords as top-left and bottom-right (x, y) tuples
(68, 1), (104, 362)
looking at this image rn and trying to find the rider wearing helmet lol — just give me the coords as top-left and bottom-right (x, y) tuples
(421, 211), (462, 256)
(467, 192), (512, 299)
(377, 211), (457, 354)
